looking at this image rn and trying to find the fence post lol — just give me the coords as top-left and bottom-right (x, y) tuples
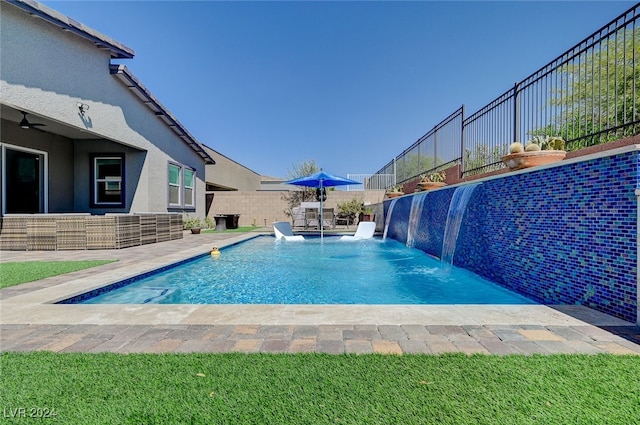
(393, 157), (397, 186)
(513, 81), (520, 143)
(433, 126), (438, 170)
(460, 104), (466, 179)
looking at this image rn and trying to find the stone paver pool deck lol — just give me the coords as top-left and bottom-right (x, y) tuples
(2, 230), (639, 355)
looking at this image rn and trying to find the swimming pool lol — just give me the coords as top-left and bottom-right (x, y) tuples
(61, 236), (535, 305)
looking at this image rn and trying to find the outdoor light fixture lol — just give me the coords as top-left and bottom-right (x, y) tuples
(76, 102), (89, 115)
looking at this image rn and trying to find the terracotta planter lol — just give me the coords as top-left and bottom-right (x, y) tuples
(359, 213), (375, 222)
(190, 227), (201, 234)
(418, 181), (446, 191)
(501, 150), (567, 170)
(385, 192), (404, 199)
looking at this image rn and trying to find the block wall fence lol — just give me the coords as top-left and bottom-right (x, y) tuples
(384, 146), (639, 324)
(208, 190), (386, 228)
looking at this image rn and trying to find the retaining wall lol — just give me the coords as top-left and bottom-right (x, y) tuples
(384, 146), (639, 324)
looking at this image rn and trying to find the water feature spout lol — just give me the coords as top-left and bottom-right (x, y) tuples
(441, 183), (481, 266)
(406, 193), (427, 248)
(382, 198), (398, 240)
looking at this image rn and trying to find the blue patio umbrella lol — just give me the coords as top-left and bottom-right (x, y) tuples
(285, 170), (359, 240)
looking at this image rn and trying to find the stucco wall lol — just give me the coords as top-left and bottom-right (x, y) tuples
(204, 146), (261, 191)
(1, 4), (116, 126)
(209, 190), (386, 227)
(72, 139), (146, 214)
(0, 4), (208, 216)
(0, 121), (75, 212)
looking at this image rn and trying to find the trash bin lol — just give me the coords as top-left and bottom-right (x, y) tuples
(213, 215), (227, 231)
(225, 214), (240, 229)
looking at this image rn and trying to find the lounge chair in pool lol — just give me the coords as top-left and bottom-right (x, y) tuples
(273, 221), (305, 241)
(339, 221), (376, 241)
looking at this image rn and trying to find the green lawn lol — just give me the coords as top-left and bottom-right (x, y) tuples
(202, 226), (264, 233)
(0, 260), (116, 289)
(1, 352), (639, 424)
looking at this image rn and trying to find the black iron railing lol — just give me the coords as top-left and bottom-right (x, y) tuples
(375, 3), (640, 184)
(376, 107), (464, 185)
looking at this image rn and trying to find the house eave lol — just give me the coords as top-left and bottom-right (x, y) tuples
(110, 64), (215, 165)
(3, 0), (135, 59)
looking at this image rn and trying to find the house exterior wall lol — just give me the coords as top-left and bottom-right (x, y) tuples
(0, 3), (208, 216)
(72, 139), (147, 214)
(0, 120), (75, 212)
(1, 4), (117, 127)
(204, 146), (261, 191)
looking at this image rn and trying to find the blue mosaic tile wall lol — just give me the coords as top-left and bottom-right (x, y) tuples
(384, 150), (638, 323)
(384, 190), (452, 253)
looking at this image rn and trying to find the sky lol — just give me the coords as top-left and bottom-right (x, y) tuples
(43, 0), (637, 179)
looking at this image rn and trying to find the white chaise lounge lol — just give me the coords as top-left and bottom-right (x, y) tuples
(339, 221), (376, 241)
(273, 221), (305, 241)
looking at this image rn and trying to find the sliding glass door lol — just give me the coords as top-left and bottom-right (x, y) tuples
(2, 144), (47, 214)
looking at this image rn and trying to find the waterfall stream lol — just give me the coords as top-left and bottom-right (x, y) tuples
(441, 183), (481, 266)
(406, 193), (427, 248)
(382, 198), (398, 240)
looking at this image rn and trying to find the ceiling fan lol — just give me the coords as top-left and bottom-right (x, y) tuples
(18, 111), (46, 129)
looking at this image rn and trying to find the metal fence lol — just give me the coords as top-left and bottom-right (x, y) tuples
(375, 3), (640, 183)
(343, 174), (395, 191)
(375, 107), (464, 185)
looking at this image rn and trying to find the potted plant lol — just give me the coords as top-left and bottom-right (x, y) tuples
(359, 206), (375, 222)
(385, 184), (404, 198)
(183, 216), (203, 234)
(501, 135), (566, 170)
(417, 171), (447, 191)
(337, 198), (362, 227)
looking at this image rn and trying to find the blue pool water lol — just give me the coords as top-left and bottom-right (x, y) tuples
(65, 236), (535, 305)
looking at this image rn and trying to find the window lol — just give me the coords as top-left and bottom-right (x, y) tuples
(168, 162), (196, 209)
(184, 168), (195, 207)
(168, 163), (181, 206)
(91, 154), (124, 208)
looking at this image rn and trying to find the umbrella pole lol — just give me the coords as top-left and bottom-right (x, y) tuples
(319, 181), (324, 241)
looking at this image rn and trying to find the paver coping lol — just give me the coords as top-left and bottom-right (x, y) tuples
(2, 230), (639, 354)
